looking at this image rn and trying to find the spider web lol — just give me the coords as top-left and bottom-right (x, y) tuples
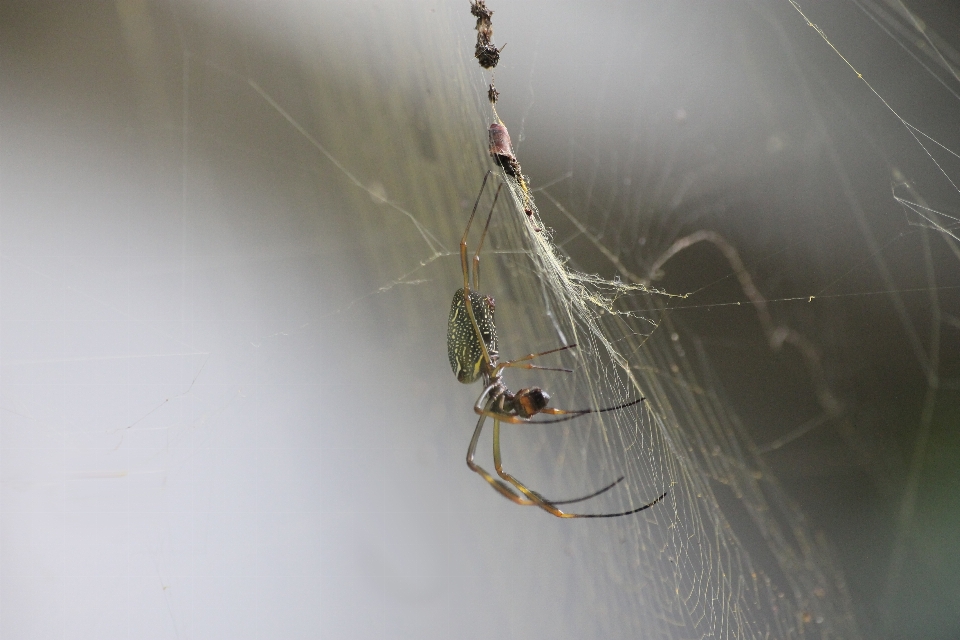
(161, 1), (960, 637)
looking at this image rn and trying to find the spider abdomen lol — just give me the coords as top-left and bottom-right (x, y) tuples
(447, 288), (498, 384)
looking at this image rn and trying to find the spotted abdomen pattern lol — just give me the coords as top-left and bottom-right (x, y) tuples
(447, 288), (498, 384)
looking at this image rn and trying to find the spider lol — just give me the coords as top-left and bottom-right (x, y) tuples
(447, 172), (667, 518)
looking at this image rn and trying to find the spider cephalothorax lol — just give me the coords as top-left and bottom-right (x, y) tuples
(494, 386), (550, 419)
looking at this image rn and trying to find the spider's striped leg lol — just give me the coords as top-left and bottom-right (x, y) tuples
(460, 171), (493, 291)
(493, 344), (577, 377)
(492, 417), (667, 519)
(466, 411), (534, 505)
(459, 173), (502, 374)
(468, 394), (624, 506)
(533, 397), (645, 424)
(471, 182), (502, 292)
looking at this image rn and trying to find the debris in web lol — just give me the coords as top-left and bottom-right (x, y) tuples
(470, 1), (502, 69)
(487, 122), (521, 179)
(467, 2), (520, 182)
(467, 1), (658, 287)
(468, 3), (537, 228)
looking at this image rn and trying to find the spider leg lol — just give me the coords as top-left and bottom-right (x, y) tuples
(473, 382), (498, 415)
(466, 411), (536, 505)
(475, 389), (643, 426)
(492, 417), (667, 518)
(544, 476), (625, 505)
(493, 343), (577, 377)
(460, 170), (493, 291)
(504, 364), (573, 373)
(471, 182), (503, 291)
(533, 398), (645, 425)
(460, 173), (499, 372)
(468, 395), (623, 506)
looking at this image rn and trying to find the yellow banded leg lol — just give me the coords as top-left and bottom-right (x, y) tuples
(466, 412), (534, 505)
(492, 418), (666, 518)
(491, 417), (573, 517)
